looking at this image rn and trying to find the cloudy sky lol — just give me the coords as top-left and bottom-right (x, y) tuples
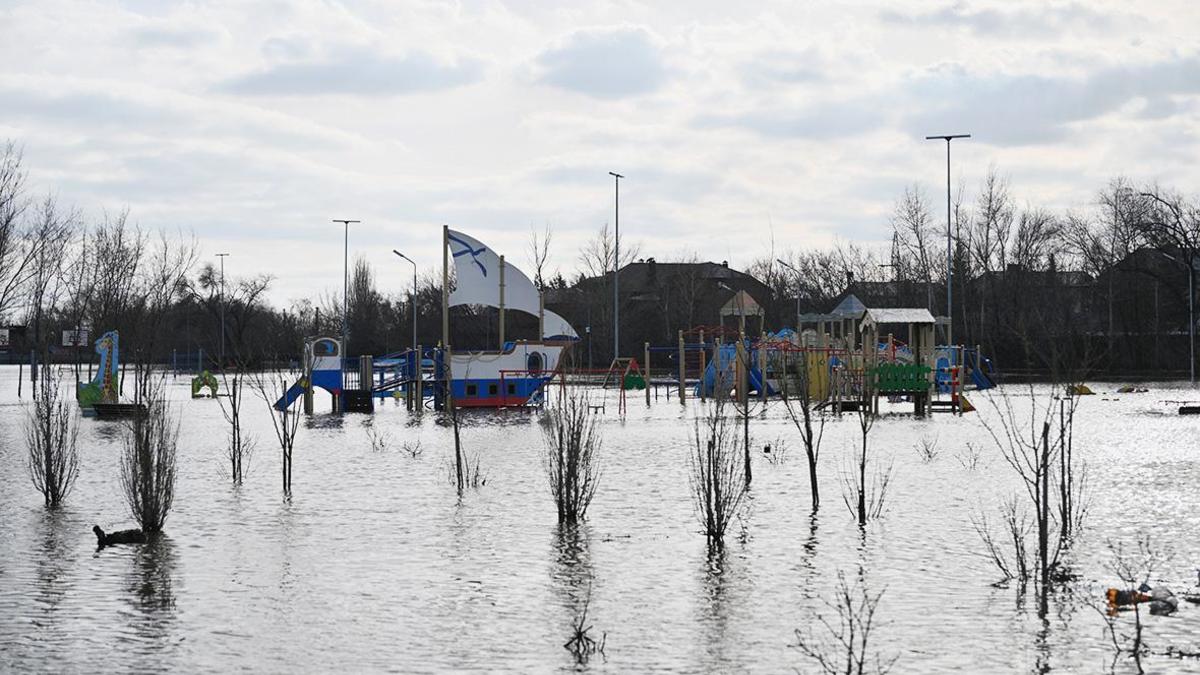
(3, 0), (1198, 304)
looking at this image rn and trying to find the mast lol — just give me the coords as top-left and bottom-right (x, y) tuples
(442, 225), (451, 408)
(441, 225), (449, 350)
(499, 254), (506, 348)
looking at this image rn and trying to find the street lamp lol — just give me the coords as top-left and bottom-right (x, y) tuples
(333, 219), (360, 364)
(215, 252), (229, 368)
(925, 133), (970, 344)
(776, 258), (802, 330)
(393, 250), (418, 352)
(609, 171), (623, 360)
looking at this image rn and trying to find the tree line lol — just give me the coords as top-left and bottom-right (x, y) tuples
(4, 139), (1197, 375)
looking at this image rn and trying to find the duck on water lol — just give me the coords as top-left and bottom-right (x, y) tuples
(93, 525), (146, 549)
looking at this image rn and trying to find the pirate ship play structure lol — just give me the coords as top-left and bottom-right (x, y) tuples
(275, 227), (577, 413)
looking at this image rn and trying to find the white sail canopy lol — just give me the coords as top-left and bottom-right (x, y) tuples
(447, 229), (578, 339)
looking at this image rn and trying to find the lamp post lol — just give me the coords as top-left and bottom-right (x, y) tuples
(776, 259), (802, 330)
(215, 252), (229, 368)
(609, 171), (623, 360)
(333, 219), (360, 364)
(393, 250), (418, 352)
(925, 133), (970, 344)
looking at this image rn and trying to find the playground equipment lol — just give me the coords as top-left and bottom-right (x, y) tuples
(191, 370), (219, 398)
(77, 330), (119, 414)
(275, 336), (352, 412)
(277, 335), (569, 414)
(75, 330), (146, 418)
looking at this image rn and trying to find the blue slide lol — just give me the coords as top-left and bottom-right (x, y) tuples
(274, 378), (307, 411)
(695, 344), (778, 397)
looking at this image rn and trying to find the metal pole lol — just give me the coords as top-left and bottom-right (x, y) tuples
(216, 252), (229, 368)
(945, 139), (951, 342)
(332, 220), (359, 359)
(925, 134), (970, 345)
(394, 251), (418, 352)
(1191, 253), (1195, 385)
(609, 171), (623, 360)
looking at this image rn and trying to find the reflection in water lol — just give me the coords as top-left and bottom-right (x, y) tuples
(697, 544), (733, 668)
(34, 509), (73, 621)
(121, 535), (180, 672)
(127, 536), (177, 621)
(796, 511), (820, 602)
(550, 524), (597, 657)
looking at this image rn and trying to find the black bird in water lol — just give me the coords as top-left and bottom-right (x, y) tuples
(93, 525), (146, 549)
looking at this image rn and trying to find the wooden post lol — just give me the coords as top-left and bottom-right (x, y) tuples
(414, 345), (423, 412)
(758, 341), (768, 403)
(736, 335), (748, 407)
(644, 341), (651, 406)
(678, 330), (687, 404)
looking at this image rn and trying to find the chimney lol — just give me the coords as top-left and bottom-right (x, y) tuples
(721, 260), (728, 267)
(647, 257), (657, 281)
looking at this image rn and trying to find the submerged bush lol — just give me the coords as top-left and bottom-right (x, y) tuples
(542, 393), (602, 523)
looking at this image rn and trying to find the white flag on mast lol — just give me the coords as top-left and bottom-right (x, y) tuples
(446, 229), (578, 338)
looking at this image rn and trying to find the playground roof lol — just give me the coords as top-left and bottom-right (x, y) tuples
(860, 308), (935, 326)
(720, 290), (764, 316)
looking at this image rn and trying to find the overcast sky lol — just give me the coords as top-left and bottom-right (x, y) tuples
(3, 0), (1198, 305)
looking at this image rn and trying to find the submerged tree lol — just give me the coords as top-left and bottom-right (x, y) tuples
(120, 388), (178, 534)
(217, 367), (254, 484)
(25, 365), (79, 507)
(977, 384), (1088, 594)
(254, 375), (300, 494)
(542, 392), (602, 523)
(688, 395), (748, 546)
(782, 350), (826, 510)
(843, 374), (890, 526)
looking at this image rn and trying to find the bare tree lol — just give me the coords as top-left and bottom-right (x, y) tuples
(578, 222), (640, 278)
(1010, 207), (1061, 272)
(791, 569), (897, 675)
(527, 223), (554, 291)
(843, 377), (890, 525)
(688, 394), (748, 546)
(781, 350), (826, 510)
(23, 194), (76, 364)
(542, 391), (602, 523)
(0, 141), (35, 322)
(187, 261), (274, 361)
(972, 167), (1015, 275)
(217, 368), (255, 484)
(977, 385), (1088, 599)
(25, 365), (79, 507)
(891, 185), (938, 311)
(119, 385), (178, 534)
(253, 374), (301, 494)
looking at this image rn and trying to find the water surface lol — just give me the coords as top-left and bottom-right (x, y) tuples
(2, 368), (1198, 673)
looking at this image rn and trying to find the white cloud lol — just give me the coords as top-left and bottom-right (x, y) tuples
(533, 26), (668, 99)
(220, 47), (484, 97)
(0, 0), (1197, 305)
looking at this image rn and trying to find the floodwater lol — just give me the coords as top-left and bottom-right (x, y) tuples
(2, 367), (1199, 674)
